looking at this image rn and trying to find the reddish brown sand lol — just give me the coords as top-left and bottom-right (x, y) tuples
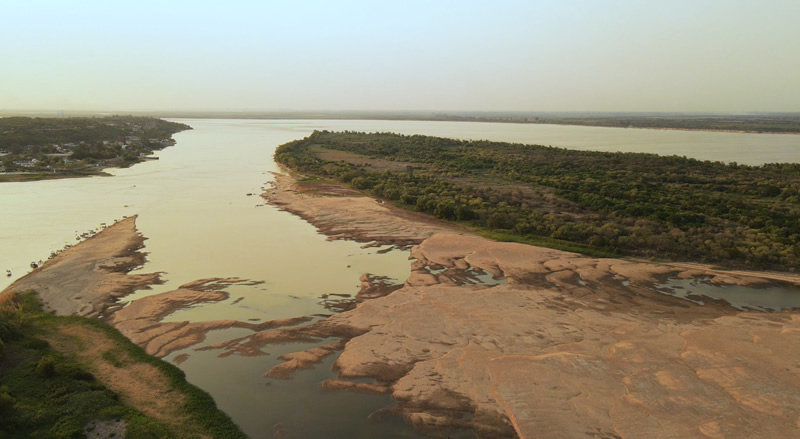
(257, 172), (800, 438)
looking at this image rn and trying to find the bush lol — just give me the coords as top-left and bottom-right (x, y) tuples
(36, 355), (57, 377)
(0, 385), (15, 414)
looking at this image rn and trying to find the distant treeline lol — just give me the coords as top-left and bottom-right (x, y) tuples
(113, 111), (800, 134)
(276, 131), (800, 271)
(502, 114), (800, 134)
(0, 116), (191, 181)
(0, 116), (190, 154)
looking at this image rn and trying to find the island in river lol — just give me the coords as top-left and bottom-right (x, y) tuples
(275, 130), (800, 272)
(0, 116), (190, 182)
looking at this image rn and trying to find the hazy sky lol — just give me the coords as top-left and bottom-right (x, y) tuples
(2, 0), (798, 112)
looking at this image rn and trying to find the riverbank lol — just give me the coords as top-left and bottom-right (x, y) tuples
(257, 172), (800, 438)
(0, 291), (247, 438)
(0, 116), (190, 183)
(264, 171), (461, 248)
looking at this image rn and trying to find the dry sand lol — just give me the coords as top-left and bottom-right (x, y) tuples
(255, 172), (800, 438)
(264, 171), (460, 247)
(2, 215), (161, 317)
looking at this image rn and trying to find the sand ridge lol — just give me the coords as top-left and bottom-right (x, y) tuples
(263, 171), (461, 248)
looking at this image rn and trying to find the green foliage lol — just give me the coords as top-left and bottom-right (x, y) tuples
(62, 312), (248, 438)
(35, 355), (56, 377)
(275, 131), (800, 270)
(0, 116), (191, 181)
(0, 386), (15, 414)
(0, 292), (247, 439)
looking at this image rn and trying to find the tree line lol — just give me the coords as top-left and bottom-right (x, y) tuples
(275, 131), (800, 271)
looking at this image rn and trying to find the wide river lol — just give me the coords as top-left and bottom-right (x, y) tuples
(1, 119), (799, 437)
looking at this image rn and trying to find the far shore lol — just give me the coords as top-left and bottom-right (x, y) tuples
(4, 110), (799, 136)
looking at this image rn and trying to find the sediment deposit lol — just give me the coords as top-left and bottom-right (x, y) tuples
(257, 173), (800, 438)
(2, 216), (161, 318)
(6, 172), (800, 438)
(264, 172), (459, 247)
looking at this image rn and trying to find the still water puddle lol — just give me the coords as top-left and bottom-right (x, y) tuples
(423, 264), (507, 286)
(653, 277), (800, 312)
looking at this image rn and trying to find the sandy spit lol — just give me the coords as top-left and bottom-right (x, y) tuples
(2, 215), (162, 318)
(3, 216), (315, 361)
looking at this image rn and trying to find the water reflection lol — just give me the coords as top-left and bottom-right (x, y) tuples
(654, 277), (800, 312)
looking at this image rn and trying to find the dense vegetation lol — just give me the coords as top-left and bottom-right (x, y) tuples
(0, 116), (190, 181)
(276, 131), (800, 271)
(0, 291), (246, 438)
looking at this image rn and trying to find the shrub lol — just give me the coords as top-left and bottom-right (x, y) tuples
(36, 355), (57, 377)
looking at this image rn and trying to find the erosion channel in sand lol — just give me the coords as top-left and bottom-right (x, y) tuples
(259, 171), (800, 438)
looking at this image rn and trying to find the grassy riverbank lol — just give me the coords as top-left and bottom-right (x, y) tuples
(0, 291), (246, 438)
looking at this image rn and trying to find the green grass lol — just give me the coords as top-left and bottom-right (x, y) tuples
(0, 292), (247, 439)
(477, 228), (619, 258)
(296, 175), (332, 183)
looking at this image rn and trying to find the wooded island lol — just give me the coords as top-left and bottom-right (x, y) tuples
(276, 131), (800, 271)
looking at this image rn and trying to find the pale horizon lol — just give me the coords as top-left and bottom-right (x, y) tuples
(3, 0), (799, 113)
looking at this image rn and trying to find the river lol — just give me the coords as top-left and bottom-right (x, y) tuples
(1, 119), (799, 437)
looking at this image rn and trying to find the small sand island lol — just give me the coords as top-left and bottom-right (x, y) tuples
(6, 164), (800, 438)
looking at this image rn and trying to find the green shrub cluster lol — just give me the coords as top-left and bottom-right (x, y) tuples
(0, 292), (246, 438)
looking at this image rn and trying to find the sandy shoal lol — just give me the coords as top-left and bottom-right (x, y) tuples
(2, 215), (161, 318)
(2, 217), (311, 361)
(259, 172), (800, 438)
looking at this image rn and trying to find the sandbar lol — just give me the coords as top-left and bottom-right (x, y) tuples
(258, 172), (800, 438)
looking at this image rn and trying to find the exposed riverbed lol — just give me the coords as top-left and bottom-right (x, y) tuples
(2, 119), (800, 438)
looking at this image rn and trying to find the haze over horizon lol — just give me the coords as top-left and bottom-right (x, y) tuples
(2, 0), (798, 113)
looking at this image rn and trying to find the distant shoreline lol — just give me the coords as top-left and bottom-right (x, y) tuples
(3, 111), (799, 135)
